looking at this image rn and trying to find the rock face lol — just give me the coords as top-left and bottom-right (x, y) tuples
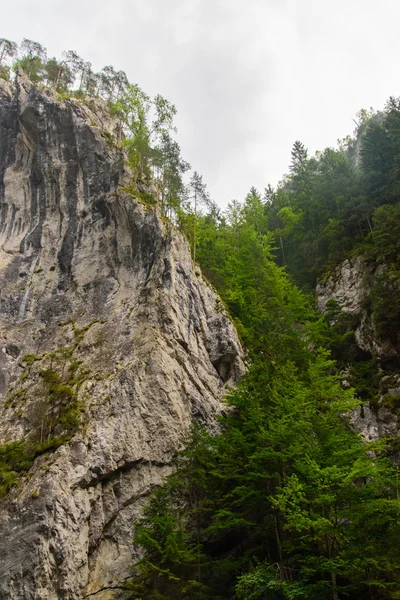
(316, 257), (380, 354)
(316, 256), (400, 445)
(0, 75), (243, 599)
(316, 256), (391, 358)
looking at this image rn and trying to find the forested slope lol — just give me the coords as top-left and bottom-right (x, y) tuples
(127, 102), (400, 599)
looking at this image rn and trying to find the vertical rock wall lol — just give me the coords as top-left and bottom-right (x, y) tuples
(317, 257), (400, 446)
(0, 75), (243, 599)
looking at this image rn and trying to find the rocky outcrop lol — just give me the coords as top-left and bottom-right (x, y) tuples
(317, 256), (400, 447)
(317, 256), (376, 355)
(0, 75), (243, 599)
(317, 255), (400, 360)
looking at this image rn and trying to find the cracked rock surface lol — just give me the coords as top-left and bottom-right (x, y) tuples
(0, 75), (243, 599)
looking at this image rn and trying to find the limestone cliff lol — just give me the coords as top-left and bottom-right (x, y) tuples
(0, 75), (243, 599)
(316, 256), (392, 359)
(317, 257), (400, 445)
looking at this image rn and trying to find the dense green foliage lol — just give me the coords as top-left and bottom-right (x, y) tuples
(262, 101), (400, 296)
(126, 96), (400, 598)
(127, 193), (400, 599)
(127, 297), (400, 599)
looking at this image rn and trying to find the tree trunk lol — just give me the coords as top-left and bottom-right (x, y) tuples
(280, 236), (286, 264)
(326, 529), (338, 600)
(193, 191), (197, 264)
(53, 64), (63, 91)
(331, 571), (339, 600)
(366, 215), (375, 242)
(274, 512), (283, 563)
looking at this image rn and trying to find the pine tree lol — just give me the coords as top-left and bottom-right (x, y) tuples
(188, 172), (210, 264)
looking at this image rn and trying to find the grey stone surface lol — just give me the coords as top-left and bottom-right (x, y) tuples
(316, 256), (400, 448)
(0, 74), (243, 599)
(316, 256), (394, 358)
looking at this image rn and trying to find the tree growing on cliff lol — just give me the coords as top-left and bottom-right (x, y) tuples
(112, 85), (179, 190)
(16, 38), (47, 82)
(99, 65), (128, 100)
(152, 132), (190, 218)
(188, 172), (210, 264)
(43, 57), (74, 92)
(0, 38), (18, 81)
(0, 38), (17, 66)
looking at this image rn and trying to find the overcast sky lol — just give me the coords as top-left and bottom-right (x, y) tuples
(3, 0), (400, 206)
